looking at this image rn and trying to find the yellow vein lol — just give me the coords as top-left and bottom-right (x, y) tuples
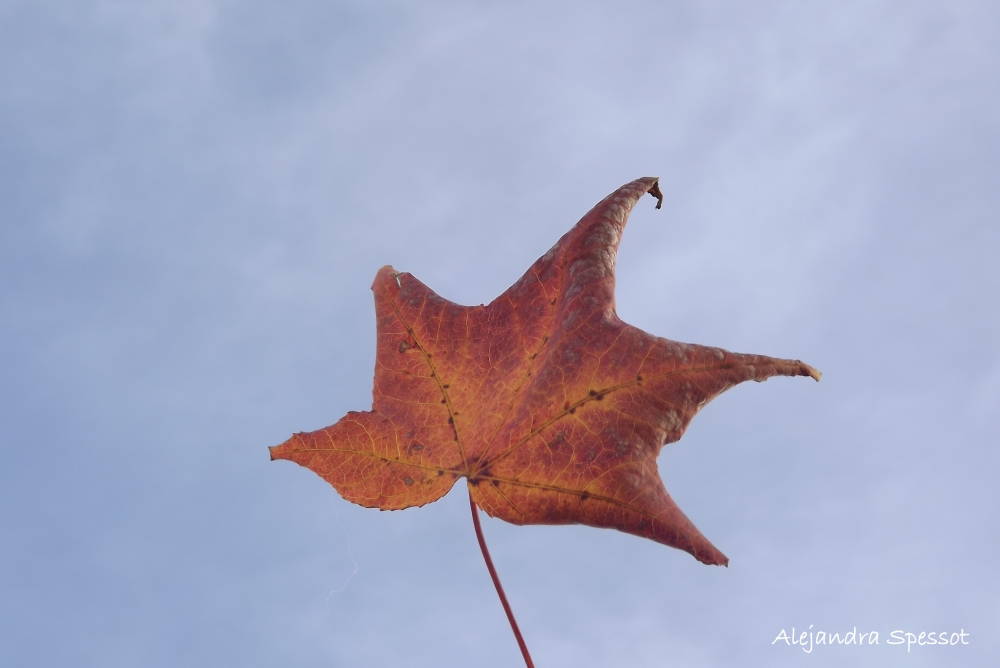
(484, 361), (746, 468)
(477, 474), (681, 527)
(379, 281), (468, 469)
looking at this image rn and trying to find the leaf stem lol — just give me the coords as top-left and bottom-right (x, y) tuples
(469, 491), (535, 668)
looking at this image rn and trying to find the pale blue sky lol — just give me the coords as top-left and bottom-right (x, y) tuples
(2, 2), (998, 666)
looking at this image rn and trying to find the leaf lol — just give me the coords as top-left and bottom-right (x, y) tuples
(270, 177), (819, 566)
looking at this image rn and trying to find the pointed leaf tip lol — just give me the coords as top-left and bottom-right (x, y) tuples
(646, 177), (663, 209)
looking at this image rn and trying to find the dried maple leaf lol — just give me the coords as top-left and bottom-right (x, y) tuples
(271, 177), (819, 567)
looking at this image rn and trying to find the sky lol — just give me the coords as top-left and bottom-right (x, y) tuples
(1, 2), (998, 666)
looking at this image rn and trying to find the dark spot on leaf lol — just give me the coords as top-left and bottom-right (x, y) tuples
(409, 442), (424, 452)
(580, 491), (590, 501)
(569, 407), (576, 414)
(563, 401), (570, 410)
(443, 384), (450, 389)
(398, 341), (410, 353)
(491, 480), (499, 487)
(550, 298), (557, 305)
(636, 374), (643, 381)
(403, 476), (414, 486)
(441, 398), (446, 403)
(406, 429), (415, 438)
(437, 470), (444, 475)
(589, 390), (597, 396)
(447, 417), (454, 425)
(530, 353), (537, 359)
(587, 449), (596, 461)
(596, 394), (604, 401)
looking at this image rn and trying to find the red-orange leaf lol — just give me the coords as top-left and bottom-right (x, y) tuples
(271, 177), (819, 566)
